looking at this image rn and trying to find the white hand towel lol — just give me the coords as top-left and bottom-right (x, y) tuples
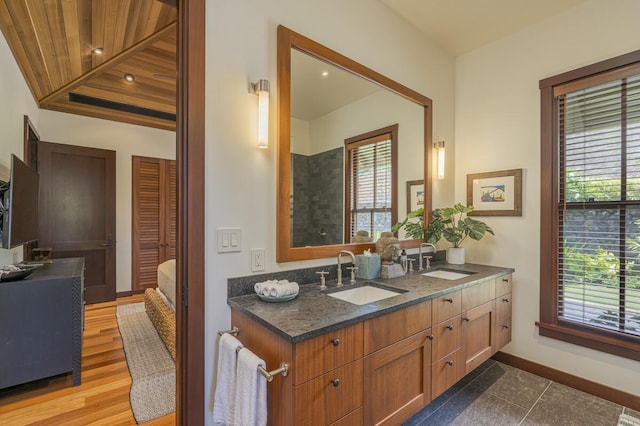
(268, 281), (299, 298)
(212, 333), (243, 425)
(234, 348), (267, 426)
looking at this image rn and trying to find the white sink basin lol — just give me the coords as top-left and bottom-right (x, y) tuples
(422, 270), (474, 280)
(327, 285), (404, 305)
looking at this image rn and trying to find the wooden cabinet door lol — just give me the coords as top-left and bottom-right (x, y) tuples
(132, 156), (176, 291)
(364, 330), (431, 426)
(294, 359), (363, 425)
(462, 300), (495, 374)
(495, 293), (512, 351)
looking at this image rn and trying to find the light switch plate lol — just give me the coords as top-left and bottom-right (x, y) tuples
(217, 227), (241, 253)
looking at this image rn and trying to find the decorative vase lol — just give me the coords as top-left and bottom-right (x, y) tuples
(375, 231), (400, 265)
(447, 247), (465, 265)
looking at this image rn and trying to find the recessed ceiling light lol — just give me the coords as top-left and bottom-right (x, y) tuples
(91, 47), (104, 55)
(123, 73), (135, 83)
(321, 71), (329, 77)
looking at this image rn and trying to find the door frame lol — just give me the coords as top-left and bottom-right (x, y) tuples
(22, 0), (207, 421)
(177, 0), (205, 423)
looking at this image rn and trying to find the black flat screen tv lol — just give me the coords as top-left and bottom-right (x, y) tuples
(0, 154), (39, 249)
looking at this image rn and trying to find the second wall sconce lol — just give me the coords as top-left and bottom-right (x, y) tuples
(435, 140), (445, 180)
(251, 79), (270, 149)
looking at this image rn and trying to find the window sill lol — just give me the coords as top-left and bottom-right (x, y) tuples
(536, 321), (640, 362)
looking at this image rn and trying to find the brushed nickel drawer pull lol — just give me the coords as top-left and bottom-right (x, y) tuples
(446, 360), (454, 366)
(331, 338), (340, 347)
(503, 324), (510, 329)
(463, 317), (470, 322)
(502, 278), (510, 283)
(446, 324), (454, 330)
(444, 297), (454, 303)
(503, 298), (510, 302)
(331, 378), (340, 387)
(427, 334), (434, 340)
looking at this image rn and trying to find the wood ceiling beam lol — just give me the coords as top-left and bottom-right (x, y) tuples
(40, 21), (176, 106)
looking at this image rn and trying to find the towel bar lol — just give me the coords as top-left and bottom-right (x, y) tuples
(217, 326), (239, 336)
(218, 326), (290, 382)
(258, 362), (289, 382)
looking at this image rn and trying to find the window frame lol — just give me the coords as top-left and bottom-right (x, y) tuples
(344, 124), (398, 243)
(538, 49), (640, 362)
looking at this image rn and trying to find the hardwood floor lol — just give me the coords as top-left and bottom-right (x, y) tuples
(0, 294), (175, 425)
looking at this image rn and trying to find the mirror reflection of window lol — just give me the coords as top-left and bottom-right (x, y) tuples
(345, 125), (398, 243)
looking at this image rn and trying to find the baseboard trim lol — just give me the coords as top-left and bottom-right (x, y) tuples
(116, 289), (145, 298)
(493, 352), (640, 411)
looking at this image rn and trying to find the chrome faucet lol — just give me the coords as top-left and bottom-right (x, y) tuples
(336, 250), (357, 287)
(419, 243), (437, 270)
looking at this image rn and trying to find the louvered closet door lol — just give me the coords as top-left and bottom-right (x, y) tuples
(132, 156), (176, 291)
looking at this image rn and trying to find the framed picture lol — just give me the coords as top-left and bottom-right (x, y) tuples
(466, 169), (522, 216)
(406, 179), (424, 213)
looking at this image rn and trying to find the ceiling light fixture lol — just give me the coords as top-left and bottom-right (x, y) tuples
(321, 71), (329, 77)
(250, 79), (270, 149)
(123, 73), (135, 83)
(91, 47), (104, 55)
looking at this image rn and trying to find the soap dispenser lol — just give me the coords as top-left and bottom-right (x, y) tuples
(400, 249), (407, 272)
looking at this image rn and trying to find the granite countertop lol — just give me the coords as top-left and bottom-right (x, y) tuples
(227, 262), (514, 343)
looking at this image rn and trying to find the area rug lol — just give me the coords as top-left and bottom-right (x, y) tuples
(116, 302), (175, 424)
(619, 413), (640, 426)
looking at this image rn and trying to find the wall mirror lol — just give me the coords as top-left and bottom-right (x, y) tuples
(276, 25), (433, 262)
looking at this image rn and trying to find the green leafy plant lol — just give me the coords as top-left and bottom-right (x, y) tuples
(393, 203), (494, 247)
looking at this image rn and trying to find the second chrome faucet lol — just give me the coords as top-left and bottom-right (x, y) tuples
(336, 250), (358, 287)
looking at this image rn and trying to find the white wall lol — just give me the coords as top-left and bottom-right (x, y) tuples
(0, 27), (40, 266)
(37, 111), (175, 292)
(206, 0), (455, 420)
(455, 0), (640, 396)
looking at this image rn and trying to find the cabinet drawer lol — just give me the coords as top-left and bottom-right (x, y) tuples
(295, 323), (363, 385)
(295, 359), (363, 425)
(432, 315), (462, 361)
(364, 300), (431, 354)
(495, 274), (512, 297)
(461, 279), (495, 311)
(431, 349), (463, 399)
(331, 407), (363, 426)
(432, 290), (461, 324)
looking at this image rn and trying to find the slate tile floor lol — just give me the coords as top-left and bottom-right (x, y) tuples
(405, 359), (638, 425)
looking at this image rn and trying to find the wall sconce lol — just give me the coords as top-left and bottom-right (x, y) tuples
(251, 79), (270, 149)
(434, 141), (445, 180)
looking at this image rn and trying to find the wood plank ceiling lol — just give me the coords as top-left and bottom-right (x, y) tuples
(0, 0), (177, 131)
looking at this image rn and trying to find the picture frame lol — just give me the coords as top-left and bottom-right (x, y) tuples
(466, 169), (522, 216)
(406, 179), (425, 213)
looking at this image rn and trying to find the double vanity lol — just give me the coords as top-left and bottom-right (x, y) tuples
(228, 262), (514, 426)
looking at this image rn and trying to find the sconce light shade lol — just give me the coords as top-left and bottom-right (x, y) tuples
(435, 140), (445, 180)
(251, 79), (270, 148)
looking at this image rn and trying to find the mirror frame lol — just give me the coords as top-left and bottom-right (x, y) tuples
(276, 25), (433, 262)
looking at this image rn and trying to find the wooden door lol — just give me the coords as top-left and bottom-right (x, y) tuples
(37, 142), (116, 304)
(132, 156), (176, 291)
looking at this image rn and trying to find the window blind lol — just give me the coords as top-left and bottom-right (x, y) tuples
(347, 134), (392, 241)
(558, 73), (640, 337)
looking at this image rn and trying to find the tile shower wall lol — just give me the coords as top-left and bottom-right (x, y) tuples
(291, 147), (343, 246)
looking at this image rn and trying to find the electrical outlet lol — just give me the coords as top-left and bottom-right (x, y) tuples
(251, 248), (265, 272)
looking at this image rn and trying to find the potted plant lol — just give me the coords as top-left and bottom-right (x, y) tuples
(393, 203), (494, 264)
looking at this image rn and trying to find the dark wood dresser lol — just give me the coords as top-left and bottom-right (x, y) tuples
(0, 257), (85, 389)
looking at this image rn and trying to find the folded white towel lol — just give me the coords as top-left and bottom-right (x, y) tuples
(234, 348), (267, 426)
(268, 281), (299, 298)
(212, 333), (243, 425)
